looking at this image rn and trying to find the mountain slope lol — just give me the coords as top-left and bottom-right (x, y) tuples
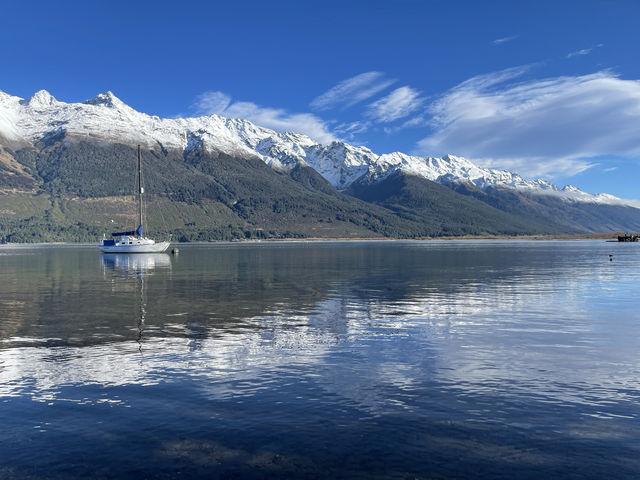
(2, 140), (439, 241)
(1, 88), (639, 241)
(445, 180), (640, 233)
(0, 89), (633, 205)
(349, 172), (568, 236)
(0, 138), (552, 241)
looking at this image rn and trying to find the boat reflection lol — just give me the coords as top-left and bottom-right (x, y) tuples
(100, 253), (171, 352)
(100, 253), (171, 278)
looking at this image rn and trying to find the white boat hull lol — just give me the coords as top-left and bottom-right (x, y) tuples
(99, 239), (170, 254)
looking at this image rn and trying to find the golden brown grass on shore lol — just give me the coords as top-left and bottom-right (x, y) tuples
(256, 232), (627, 242)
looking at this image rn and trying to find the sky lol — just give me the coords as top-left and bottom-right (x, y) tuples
(2, 0), (640, 198)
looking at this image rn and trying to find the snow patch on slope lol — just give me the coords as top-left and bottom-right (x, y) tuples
(0, 88), (636, 208)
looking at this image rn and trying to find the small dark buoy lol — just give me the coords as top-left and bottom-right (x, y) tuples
(171, 248), (179, 255)
(609, 254), (613, 262)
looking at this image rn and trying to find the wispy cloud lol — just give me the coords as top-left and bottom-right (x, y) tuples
(450, 65), (532, 94)
(567, 43), (603, 58)
(193, 91), (336, 143)
(366, 86), (424, 123)
(567, 48), (593, 58)
(492, 35), (518, 45)
(415, 68), (640, 178)
(193, 91), (231, 115)
(333, 120), (372, 141)
(378, 115), (429, 136)
(310, 72), (395, 111)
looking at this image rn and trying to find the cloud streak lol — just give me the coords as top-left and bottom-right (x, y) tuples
(416, 68), (640, 178)
(567, 48), (593, 58)
(193, 91), (336, 143)
(310, 72), (395, 111)
(366, 86), (424, 123)
(567, 43), (603, 58)
(193, 91), (231, 115)
(333, 120), (372, 141)
(492, 35), (518, 45)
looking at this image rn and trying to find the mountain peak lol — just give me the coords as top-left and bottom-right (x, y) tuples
(24, 90), (58, 108)
(0, 86), (634, 209)
(83, 91), (126, 109)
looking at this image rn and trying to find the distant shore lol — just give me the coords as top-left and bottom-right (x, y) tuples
(428, 232), (624, 241)
(0, 232), (629, 247)
(254, 232), (627, 242)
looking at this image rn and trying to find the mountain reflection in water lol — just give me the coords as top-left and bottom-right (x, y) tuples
(0, 241), (639, 479)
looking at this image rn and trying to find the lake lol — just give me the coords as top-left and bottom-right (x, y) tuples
(1, 240), (639, 479)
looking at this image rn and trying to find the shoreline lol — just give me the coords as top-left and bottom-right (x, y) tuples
(0, 232), (629, 247)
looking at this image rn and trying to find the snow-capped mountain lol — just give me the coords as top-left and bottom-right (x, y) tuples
(0, 89), (633, 207)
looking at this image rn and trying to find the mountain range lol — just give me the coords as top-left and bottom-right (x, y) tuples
(1, 89), (639, 242)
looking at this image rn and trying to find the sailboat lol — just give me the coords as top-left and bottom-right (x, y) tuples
(99, 145), (170, 253)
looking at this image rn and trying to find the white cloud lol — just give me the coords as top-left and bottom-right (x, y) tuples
(415, 68), (640, 178)
(310, 72), (395, 111)
(366, 86), (424, 123)
(377, 115), (429, 136)
(401, 115), (427, 128)
(333, 120), (372, 141)
(477, 156), (596, 179)
(193, 91), (231, 115)
(492, 35), (518, 45)
(193, 91), (336, 144)
(567, 48), (593, 58)
(567, 43), (603, 58)
(447, 65), (531, 96)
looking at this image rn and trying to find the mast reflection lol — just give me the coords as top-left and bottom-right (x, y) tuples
(100, 254), (172, 351)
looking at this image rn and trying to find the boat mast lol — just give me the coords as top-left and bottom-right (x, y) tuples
(137, 144), (143, 235)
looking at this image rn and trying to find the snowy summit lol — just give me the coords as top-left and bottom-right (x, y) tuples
(0, 89), (632, 207)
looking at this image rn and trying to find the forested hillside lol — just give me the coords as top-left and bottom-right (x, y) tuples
(0, 140), (553, 242)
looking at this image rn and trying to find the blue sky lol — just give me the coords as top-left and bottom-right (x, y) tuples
(2, 0), (640, 198)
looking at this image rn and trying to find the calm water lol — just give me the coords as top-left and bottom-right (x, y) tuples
(1, 241), (639, 479)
